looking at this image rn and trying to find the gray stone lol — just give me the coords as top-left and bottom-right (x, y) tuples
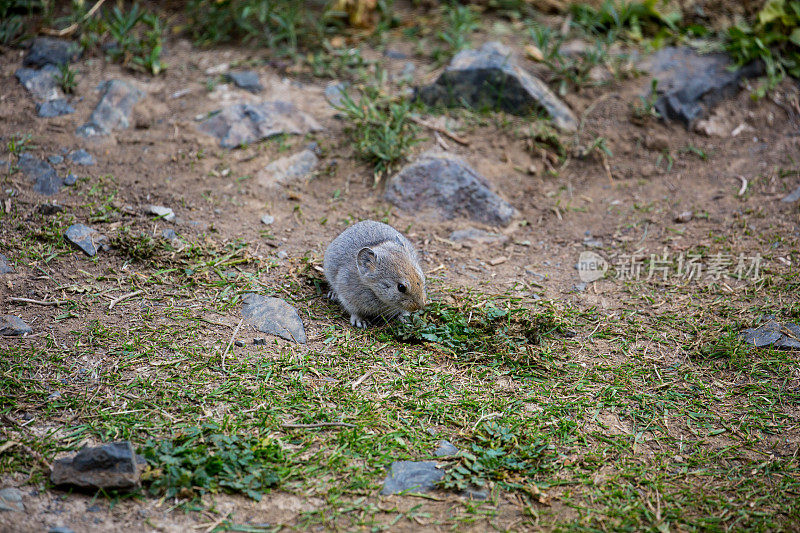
(324, 81), (350, 108)
(68, 149), (95, 166)
(77, 80), (144, 137)
(781, 184), (800, 203)
(434, 440), (458, 457)
(583, 237), (602, 248)
(225, 71), (264, 93)
(64, 224), (107, 257)
(253, 337), (267, 345)
(49, 527), (75, 533)
(385, 152), (516, 226)
(37, 99), (75, 118)
(48, 155), (64, 165)
(161, 228), (177, 240)
(417, 42), (578, 132)
(64, 173), (78, 186)
(449, 228), (508, 245)
(0, 253), (13, 274)
(0, 487), (23, 512)
(199, 101), (323, 149)
(147, 205), (175, 222)
(572, 282), (588, 292)
(257, 149), (318, 187)
(23, 37), (81, 67)
(380, 461), (443, 495)
(15, 65), (62, 101)
(50, 441), (146, 491)
(674, 210), (693, 223)
(261, 214), (275, 225)
(0, 316), (32, 336)
(461, 487), (488, 500)
(741, 320), (800, 350)
(241, 293), (307, 344)
(638, 47), (763, 128)
(17, 153), (63, 196)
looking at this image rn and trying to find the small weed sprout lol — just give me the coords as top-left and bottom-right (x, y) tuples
(56, 63), (77, 94)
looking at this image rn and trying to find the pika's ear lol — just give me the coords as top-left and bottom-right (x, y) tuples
(356, 247), (378, 275)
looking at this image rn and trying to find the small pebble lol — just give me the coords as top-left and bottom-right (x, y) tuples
(253, 338), (266, 346)
(261, 214), (275, 225)
(234, 340), (245, 347)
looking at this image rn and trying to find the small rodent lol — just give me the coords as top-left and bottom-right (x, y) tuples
(324, 220), (426, 328)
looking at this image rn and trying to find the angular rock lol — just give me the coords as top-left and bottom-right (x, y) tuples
(15, 65), (62, 102)
(64, 224), (107, 257)
(324, 81), (350, 108)
(0, 487), (23, 512)
(23, 37), (81, 67)
(147, 205), (175, 222)
(385, 152), (516, 226)
(241, 293), (307, 344)
(781, 184), (800, 203)
(199, 101), (323, 149)
(0, 316), (32, 336)
(638, 47), (763, 128)
(0, 253), (13, 274)
(77, 80), (144, 138)
(50, 441), (146, 491)
(257, 149), (318, 188)
(449, 228), (508, 245)
(380, 461), (443, 495)
(417, 42), (577, 132)
(68, 149), (95, 166)
(36, 99), (75, 118)
(18, 153), (63, 196)
(64, 173), (78, 186)
(225, 71), (264, 94)
(434, 440), (459, 457)
(261, 214), (275, 225)
(741, 320), (800, 350)
(674, 210), (693, 223)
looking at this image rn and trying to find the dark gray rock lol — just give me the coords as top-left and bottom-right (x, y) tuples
(638, 47), (763, 128)
(781, 184), (800, 203)
(50, 441), (146, 491)
(434, 440), (458, 457)
(241, 293), (307, 344)
(380, 461), (443, 495)
(64, 173), (78, 186)
(417, 42), (578, 132)
(741, 320), (800, 350)
(0, 487), (23, 512)
(49, 527), (75, 533)
(324, 81), (350, 108)
(17, 153), (63, 196)
(225, 71), (264, 93)
(253, 337), (267, 346)
(15, 65), (62, 101)
(257, 149), (319, 187)
(385, 152), (516, 226)
(64, 224), (107, 257)
(0, 253), (13, 274)
(449, 228), (508, 245)
(77, 80), (144, 138)
(199, 101), (323, 149)
(38, 203), (65, 216)
(23, 37), (81, 67)
(37, 99), (75, 118)
(68, 149), (95, 166)
(0, 316), (32, 336)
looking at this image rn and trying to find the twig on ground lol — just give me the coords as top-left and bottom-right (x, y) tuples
(409, 116), (469, 145)
(10, 297), (64, 306)
(282, 422), (356, 429)
(42, 0), (107, 36)
(108, 290), (143, 310)
(222, 318), (244, 372)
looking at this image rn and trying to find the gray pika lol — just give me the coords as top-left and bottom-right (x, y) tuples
(324, 220), (426, 328)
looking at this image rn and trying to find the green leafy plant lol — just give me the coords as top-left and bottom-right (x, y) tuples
(6, 133), (33, 155)
(631, 78), (661, 121)
(437, 2), (479, 56)
(141, 424), (284, 501)
(103, 4), (166, 75)
(0, 0), (40, 44)
(55, 63), (77, 94)
(110, 227), (159, 261)
(570, 0), (681, 39)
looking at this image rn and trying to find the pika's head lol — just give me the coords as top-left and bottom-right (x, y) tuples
(356, 238), (426, 314)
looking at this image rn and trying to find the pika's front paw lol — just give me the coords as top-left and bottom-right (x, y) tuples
(350, 315), (367, 329)
(327, 290), (339, 301)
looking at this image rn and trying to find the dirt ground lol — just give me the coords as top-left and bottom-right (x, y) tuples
(1, 6), (799, 532)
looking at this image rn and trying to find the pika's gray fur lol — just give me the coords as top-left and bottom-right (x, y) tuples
(324, 220), (426, 328)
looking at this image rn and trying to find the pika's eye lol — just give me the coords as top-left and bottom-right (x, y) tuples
(397, 283), (407, 293)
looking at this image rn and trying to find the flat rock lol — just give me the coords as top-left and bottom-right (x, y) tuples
(0, 253), (13, 274)
(385, 152), (516, 226)
(147, 205), (175, 222)
(380, 461), (443, 495)
(781, 184), (800, 203)
(434, 440), (459, 457)
(0, 487), (23, 512)
(18, 153), (63, 196)
(15, 65), (62, 102)
(741, 320), (800, 350)
(64, 224), (107, 257)
(241, 293), (307, 344)
(77, 80), (144, 138)
(638, 47), (763, 128)
(68, 149), (95, 165)
(200, 101), (323, 149)
(257, 149), (318, 187)
(0, 316), (32, 336)
(225, 71), (264, 93)
(36, 98), (75, 118)
(50, 441), (146, 491)
(417, 42), (577, 132)
(23, 37), (81, 67)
